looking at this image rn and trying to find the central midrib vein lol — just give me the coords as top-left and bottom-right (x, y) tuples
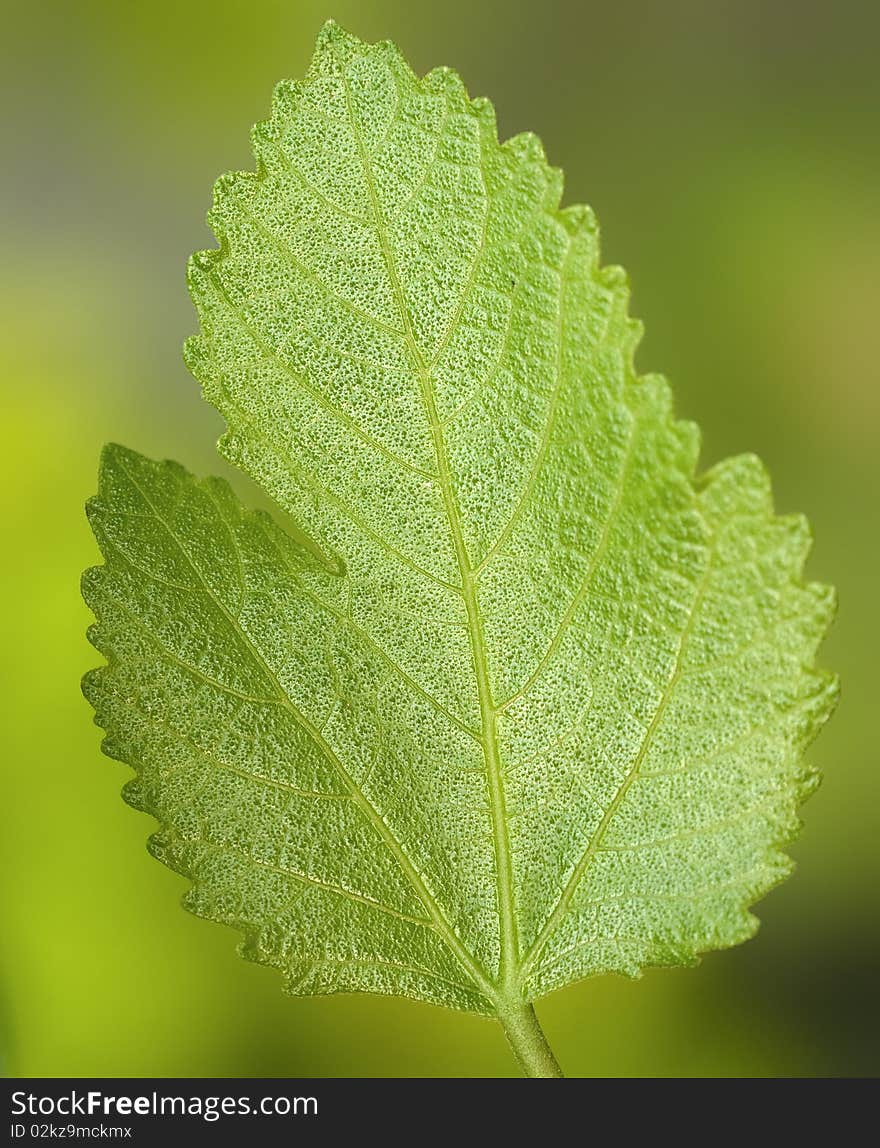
(343, 72), (520, 996)
(418, 355), (519, 990)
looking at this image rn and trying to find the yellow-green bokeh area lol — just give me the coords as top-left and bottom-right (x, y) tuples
(2, 0), (877, 1077)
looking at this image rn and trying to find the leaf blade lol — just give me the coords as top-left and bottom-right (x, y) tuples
(85, 23), (838, 1016)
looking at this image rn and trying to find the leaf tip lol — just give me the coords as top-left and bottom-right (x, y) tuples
(314, 18), (362, 64)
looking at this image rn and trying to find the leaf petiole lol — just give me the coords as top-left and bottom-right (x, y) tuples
(496, 1001), (564, 1078)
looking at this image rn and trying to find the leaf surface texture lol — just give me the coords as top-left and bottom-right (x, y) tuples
(84, 23), (837, 1013)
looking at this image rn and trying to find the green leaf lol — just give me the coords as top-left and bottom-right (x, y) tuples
(83, 21), (837, 1065)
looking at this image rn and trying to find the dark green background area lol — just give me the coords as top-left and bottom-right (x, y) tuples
(1, 1), (877, 1077)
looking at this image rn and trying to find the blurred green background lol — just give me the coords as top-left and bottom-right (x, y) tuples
(2, 0), (877, 1077)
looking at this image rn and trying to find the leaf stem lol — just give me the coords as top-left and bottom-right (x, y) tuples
(497, 1000), (564, 1078)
